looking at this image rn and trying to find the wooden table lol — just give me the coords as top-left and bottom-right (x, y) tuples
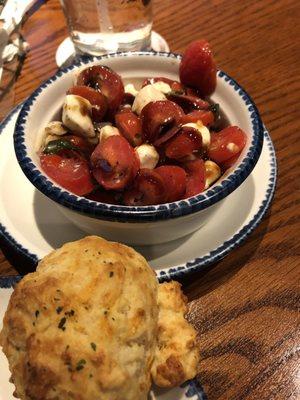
(0, 1), (299, 399)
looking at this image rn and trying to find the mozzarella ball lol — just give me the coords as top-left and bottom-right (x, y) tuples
(204, 160), (221, 189)
(124, 83), (139, 97)
(132, 85), (166, 115)
(62, 95), (95, 138)
(99, 125), (120, 143)
(135, 144), (159, 170)
(44, 121), (67, 137)
(151, 81), (172, 94)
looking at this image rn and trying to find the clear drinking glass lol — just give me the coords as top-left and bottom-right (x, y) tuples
(60, 0), (153, 55)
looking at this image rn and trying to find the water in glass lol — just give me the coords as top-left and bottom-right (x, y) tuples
(61, 0), (153, 55)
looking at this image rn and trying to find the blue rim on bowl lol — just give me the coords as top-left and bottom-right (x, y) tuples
(14, 51), (264, 223)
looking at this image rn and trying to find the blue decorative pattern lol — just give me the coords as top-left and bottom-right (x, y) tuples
(14, 51), (264, 223)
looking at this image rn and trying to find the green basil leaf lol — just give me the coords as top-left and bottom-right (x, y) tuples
(43, 139), (77, 155)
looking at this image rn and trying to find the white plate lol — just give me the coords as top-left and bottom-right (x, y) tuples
(0, 107), (276, 280)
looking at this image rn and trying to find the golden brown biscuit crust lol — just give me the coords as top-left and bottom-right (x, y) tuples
(0, 236), (158, 400)
(1, 237), (200, 398)
(151, 281), (200, 387)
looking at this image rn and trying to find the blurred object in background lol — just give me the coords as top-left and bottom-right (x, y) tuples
(0, 0), (41, 121)
(60, 0), (153, 55)
(0, 30), (27, 121)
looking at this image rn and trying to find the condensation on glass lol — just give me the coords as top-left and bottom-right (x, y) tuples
(61, 0), (153, 55)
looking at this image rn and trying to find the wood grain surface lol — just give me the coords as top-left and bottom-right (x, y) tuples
(0, 0), (299, 399)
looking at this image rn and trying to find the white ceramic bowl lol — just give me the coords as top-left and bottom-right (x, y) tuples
(14, 52), (264, 245)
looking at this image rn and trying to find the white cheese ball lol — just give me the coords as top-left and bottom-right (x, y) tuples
(204, 160), (221, 189)
(135, 144), (159, 170)
(44, 121), (67, 137)
(62, 95), (95, 138)
(35, 121), (68, 152)
(151, 81), (172, 94)
(99, 125), (120, 143)
(132, 85), (167, 115)
(124, 83), (139, 97)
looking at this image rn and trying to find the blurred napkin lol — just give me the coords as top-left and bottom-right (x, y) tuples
(0, 0), (35, 81)
(0, 0), (36, 36)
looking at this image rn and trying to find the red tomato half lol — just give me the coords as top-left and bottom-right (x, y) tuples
(122, 92), (135, 106)
(115, 111), (143, 146)
(124, 169), (166, 206)
(179, 39), (217, 97)
(87, 189), (120, 204)
(153, 126), (181, 147)
(67, 86), (107, 122)
(141, 100), (184, 143)
(183, 159), (206, 198)
(40, 154), (94, 196)
(220, 154), (240, 169)
(77, 66), (124, 116)
(186, 87), (206, 98)
(155, 166), (186, 202)
(208, 126), (247, 164)
(165, 127), (202, 160)
(91, 135), (139, 190)
(181, 110), (214, 126)
(167, 93), (210, 113)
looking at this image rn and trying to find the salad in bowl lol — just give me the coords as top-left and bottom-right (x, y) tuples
(14, 40), (263, 244)
(38, 40), (247, 206)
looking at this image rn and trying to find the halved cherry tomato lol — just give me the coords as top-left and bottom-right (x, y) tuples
(220, 154), (240, 169)
(179, 39), (217, 97)
(167, 93), (210, 113)
(186, 87), (205, 97)
(141, 100), (184, 143)
(165, 127), (202, 160)
(181, 110), (214, 126)
(115, 111), (142, 146)
(155, 166), (186, 202)
(208, 126), (247, 163)
(67, 86), (107, 122)
(124, 169), (166, 206)
(122, 92), (135, 106)
(40, 154), (94, 196)
(153, 126), (181, 147)
(142, 77), (184, 92)
(183, 159), (206, 198)
(91, 135), (139, 190)
(87, 189), (120, 204)
(77, 66), (124, 116)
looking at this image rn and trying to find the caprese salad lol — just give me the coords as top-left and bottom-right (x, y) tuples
(38, 40), (247, 205)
